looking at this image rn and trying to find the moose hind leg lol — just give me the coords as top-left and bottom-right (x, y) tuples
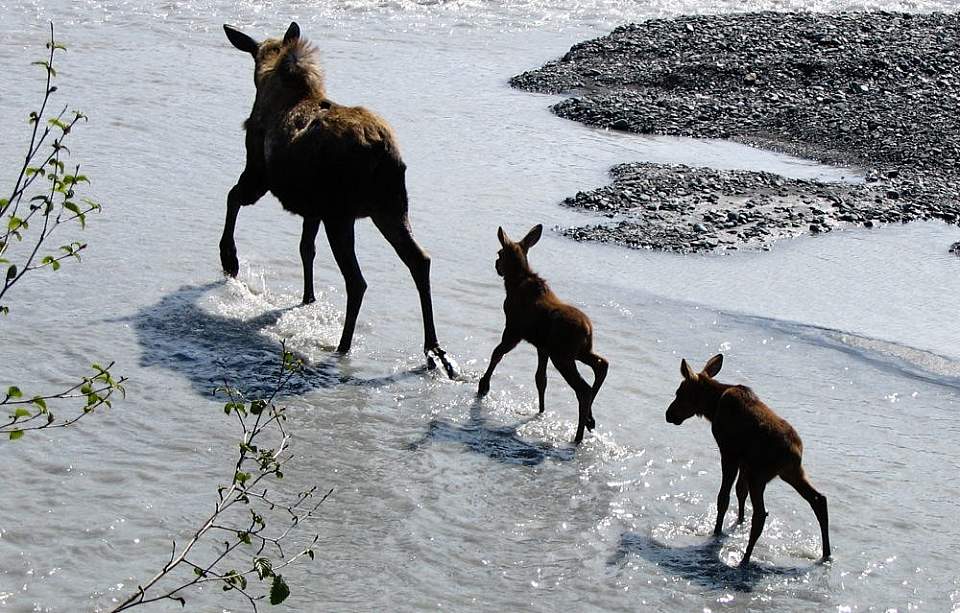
(736, 468), (749, 524)
(578, 351), (608, 430)
(551, 356), (593, 444)
(781, 465), (831, 561)
(535, 348), (548, 413)
(300, 218), (321, 304)
(325, 219), (367, 354)
(372, 212), (456, 377)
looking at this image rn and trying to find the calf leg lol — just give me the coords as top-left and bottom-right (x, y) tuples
(324, 219), (367, 354)
(220, 170), (266, 276)
(781, 465), (831, 561)
(736, 468), (749, 524)
(550, 356), (593, 444)
(577, 351), (608, 430)
(740, 478), (768, 567)
(300, 218), (321, 304)
(477, 333), (520, 397)
(535, 348), (548, 413)
(715, 454), (739, 536)
(372, 212), (456, 377)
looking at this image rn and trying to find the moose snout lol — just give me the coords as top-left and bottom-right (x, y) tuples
(665, 407), (683, 425)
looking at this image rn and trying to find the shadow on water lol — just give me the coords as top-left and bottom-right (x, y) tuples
(408, 399), (575, 466)
(609, 532), (808, 593)
(129, 282), (424, 397)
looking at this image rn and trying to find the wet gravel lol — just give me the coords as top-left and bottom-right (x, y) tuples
(511, 11), (960, 252)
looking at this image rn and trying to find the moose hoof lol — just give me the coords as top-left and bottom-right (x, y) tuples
(426, 347), (459, 379)
(220, 246), (239, 278)
(477, 380), (490, 397)
(586, 417), (596, 431)
(302, 294), (316, 305)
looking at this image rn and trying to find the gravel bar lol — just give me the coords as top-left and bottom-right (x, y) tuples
(511, 11), (960, 252)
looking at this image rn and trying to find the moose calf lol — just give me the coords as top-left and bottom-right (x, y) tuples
(665, 354), (830, 566)
(477, 225), (608, 444)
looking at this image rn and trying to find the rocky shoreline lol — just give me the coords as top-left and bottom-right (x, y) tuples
(511, 11), (960, 252)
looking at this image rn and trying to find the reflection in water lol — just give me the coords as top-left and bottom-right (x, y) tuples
(609, 532), (808, 592)
(130, 282), (424, 397)
(409, 399), (575, 466)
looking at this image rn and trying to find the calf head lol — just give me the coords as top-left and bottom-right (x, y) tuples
(665, 353), (723, 424)
(495, 224), (542, 278)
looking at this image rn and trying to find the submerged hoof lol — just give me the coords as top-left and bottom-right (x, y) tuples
(302, 295), (316, 305)
(426, 347), (459, 379)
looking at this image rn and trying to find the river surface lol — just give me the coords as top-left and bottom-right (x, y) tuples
(1, 0), (959, 611)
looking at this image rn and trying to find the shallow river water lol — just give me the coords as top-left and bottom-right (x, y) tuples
(1, 0), (960, 611)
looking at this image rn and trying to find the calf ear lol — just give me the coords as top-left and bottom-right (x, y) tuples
(223, 25), (258, 55)
(497, 226), (509, 247)
(680, 359), (697, 381)
(519, 224), (543, 251)
(284, 22), (301, 44)
(702, 353), (723, 378)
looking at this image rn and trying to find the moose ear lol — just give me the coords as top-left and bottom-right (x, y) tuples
(519, 224), (543, 251)
(702, 353), (723, 378)
(680, 359), (698, 381)
(284, 22), (301, 44)
(223, 25), (258, 55)
(497, 226), (509, 247)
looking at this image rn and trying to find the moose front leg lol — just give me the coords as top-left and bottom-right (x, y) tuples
(477, 333), (520, 397)
(220, 170), (266, 277)
(714, 454), (739, 536)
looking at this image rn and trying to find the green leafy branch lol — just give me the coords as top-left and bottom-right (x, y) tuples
(1, 362), (126, 440)
(111, 347), (330, 611)
(0, 22), (102, 316)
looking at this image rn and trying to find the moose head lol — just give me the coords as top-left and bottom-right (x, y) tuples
(665, 353), (724, 425)
(495, 224), (542, 279)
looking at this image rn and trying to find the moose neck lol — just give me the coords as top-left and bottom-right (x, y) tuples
(697, 378), (734, 422)
(503, 262), (546, 297)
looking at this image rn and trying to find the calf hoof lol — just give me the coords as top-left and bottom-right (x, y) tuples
(302, 294), (316, 305)
(426, 346), (459, 379)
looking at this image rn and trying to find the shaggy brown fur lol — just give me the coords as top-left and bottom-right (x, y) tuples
(666, 354), (830, 566)
(220, 22), (455, 376)
(477, 225), (608, 444)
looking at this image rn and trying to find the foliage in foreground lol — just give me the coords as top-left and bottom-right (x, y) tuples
(110, 348), (329, 610)
(1, 23), (124, 440)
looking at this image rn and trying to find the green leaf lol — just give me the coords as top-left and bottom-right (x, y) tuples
(13, 408), (31, 419)
(6, 386), (23, 399)
(269, 575), (290, 605)
(234, 471), (251, 485)
(32, 397), (47, 411)
(9, 430), (24, 441)
(254, 557), (273, 580)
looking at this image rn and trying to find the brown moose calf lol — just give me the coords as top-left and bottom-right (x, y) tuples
(477, 225), (608, 444)
(665, 354), (831, 566)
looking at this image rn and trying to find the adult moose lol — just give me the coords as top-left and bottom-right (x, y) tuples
(477, 225), (608, 444)
(220, 22), (456, 376)
(665, 354), (831, 566)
